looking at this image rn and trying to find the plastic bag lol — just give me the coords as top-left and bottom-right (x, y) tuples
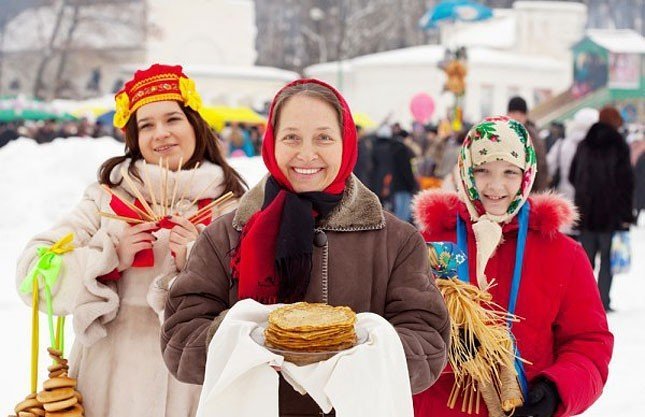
(611, 231), (631, 275)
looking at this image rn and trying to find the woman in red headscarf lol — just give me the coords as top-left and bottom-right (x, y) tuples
(161, 79), (450, 415)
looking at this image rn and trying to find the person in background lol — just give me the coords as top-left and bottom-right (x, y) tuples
(0, 121), (20, 148)
(546, 108), (598, 236)
(249, 125), (262, 155)
(544, 121), (565, 153)
(507, 96), (549, 192)
(569, 105), (635, 312)
(228, 122), (255, 157)
(630, 129), (645, 222)
(353, 124), (374, 189)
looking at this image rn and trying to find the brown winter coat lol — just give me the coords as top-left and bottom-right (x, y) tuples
(161, 175), (450, 416)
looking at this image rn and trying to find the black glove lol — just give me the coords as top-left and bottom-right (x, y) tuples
(513, 379), (560, 417)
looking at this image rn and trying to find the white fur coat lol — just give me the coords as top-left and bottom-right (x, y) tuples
(15, 159), (236, 417)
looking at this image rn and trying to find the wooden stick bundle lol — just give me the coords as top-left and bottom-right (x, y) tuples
(121, 168), (156, 220)
(142, 160), (159, 218)
(100, 184), (154, 222)
(98, 211), (146, 224)
(188, 191), (235, 224)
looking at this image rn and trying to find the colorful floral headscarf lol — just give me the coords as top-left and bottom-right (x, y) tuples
(457, 116), (537, 288)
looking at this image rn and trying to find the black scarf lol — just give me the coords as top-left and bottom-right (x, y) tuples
(263, 177), (343, 302)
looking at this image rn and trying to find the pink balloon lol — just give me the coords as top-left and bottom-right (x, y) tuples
(410, 93), (435, 123)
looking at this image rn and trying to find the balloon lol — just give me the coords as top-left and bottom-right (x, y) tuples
(410, 93), (435, 123)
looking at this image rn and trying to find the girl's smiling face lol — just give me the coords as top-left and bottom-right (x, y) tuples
(136, 100), (196, 170)
(473, 159), (523, 216)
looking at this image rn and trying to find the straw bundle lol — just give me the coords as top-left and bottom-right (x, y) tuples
(428, 245), (525, 416)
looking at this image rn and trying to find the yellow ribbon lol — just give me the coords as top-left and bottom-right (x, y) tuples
(23, 233), (74, 393)
(31, 278), (39, 393)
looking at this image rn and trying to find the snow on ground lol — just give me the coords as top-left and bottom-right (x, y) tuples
(0, 137), (642, 415)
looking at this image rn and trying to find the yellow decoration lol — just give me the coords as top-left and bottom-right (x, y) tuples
(443, 60), (467, 95)
(353, 112), (377, 128)
(113, 92), (131, 128)
(199, 106), (266, 131)
(179, 77), (202, 112)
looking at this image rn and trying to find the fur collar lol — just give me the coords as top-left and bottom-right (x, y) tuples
(112, 159), (226, 203)
(232, 174), (385, 232)
(412, 189), (578, 239)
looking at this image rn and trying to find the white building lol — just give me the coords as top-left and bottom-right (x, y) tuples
(1, 0), (297, 105)
(305, 1), (587, 127)
(129, 0), (298, 107)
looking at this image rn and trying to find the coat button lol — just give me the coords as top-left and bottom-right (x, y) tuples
(314, 230), (328, 247)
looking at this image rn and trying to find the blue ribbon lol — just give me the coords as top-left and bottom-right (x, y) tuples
(456, 202), (531, 396)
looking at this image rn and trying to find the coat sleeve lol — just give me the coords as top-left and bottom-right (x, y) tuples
(567, 149), (579, 186)
(616, 142), (636, 225)
(385, 226), (450, 394)
(15, 183), (120, 341)
(533, 134), (550, 192)
(539, 242), (613, 417)
(161, 221), (232, 385)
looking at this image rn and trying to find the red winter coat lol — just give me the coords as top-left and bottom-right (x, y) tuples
(412, 190), (613, 417)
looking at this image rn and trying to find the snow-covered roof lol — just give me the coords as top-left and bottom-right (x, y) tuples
(305, 61), (354, 75)
(304, 44), (564, 73)
(441, 12), (516, 50)
(585, 29), (645, 54)
(513, 1), (586, 13)
(120, 64), (299, 82)
(468, 47), (565, 70)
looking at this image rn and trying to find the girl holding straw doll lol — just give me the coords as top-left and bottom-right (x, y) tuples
(15, 64), (246, 417)
(412, 116), (613, 417)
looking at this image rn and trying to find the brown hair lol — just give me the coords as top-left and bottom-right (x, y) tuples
(98, 104), (247, 197)
(270, 82), (343, 132)
(598, 106), (623, 130)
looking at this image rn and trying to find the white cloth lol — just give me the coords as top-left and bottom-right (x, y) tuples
(196, 299), (413, 417)
(281, 312), (413, 417)
(196, 300), (283, 417)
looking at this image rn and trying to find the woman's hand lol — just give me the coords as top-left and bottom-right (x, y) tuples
(116, 222), (157, 271)
(169, 215), (200, 271)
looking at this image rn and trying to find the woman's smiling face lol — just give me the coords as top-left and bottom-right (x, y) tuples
(274, 94), (343, 193)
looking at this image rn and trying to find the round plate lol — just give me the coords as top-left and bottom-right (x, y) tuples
(250, 323), (368, 366)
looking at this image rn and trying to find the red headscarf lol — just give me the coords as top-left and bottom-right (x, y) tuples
(232, 78), (358, 303)
(261, 78), (358, 194)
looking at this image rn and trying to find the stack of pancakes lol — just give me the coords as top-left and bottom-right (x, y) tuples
(265, 302), (357, 354)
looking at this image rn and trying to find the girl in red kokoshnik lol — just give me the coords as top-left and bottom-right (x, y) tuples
(16, 64), (246, 417)
(412, 116), (613, 417)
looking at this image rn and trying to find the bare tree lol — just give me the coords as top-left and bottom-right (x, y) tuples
(53, 1), (81, 97)
(0, 0), (46, 95)
(1, 0), (147, 99)
(32, 0), (68, 99)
